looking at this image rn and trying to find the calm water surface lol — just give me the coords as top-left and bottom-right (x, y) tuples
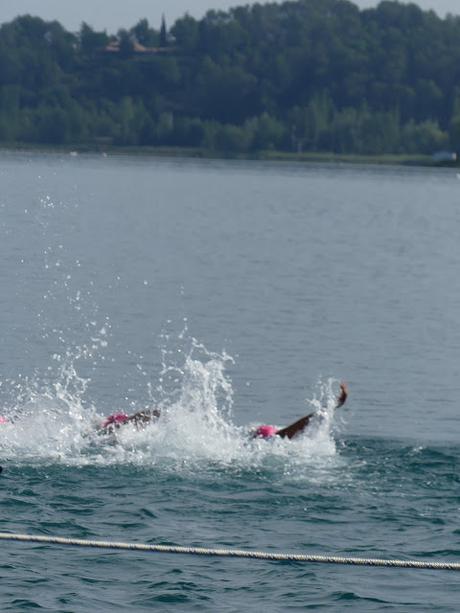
(0, 152), (459, 611)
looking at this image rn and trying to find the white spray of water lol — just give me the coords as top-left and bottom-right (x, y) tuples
(0, 338), (344, 476)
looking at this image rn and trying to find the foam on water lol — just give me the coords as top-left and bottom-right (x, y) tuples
(0, 334), (343, 476)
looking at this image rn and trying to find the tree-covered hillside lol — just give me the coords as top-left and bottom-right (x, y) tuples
(1, 0), (460, 154)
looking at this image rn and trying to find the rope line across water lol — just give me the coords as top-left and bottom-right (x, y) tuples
(0, 532), (459, 571)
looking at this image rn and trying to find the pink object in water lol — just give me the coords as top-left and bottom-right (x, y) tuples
(101, 412), (129, 429)
(0, 416), (8, 424)
(254, 424), (278, 439)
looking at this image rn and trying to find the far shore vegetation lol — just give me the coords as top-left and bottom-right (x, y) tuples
(1, 0), (460, 164)
(0, 142), (447, 169)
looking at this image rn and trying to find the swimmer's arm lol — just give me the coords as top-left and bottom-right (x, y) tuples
(336, 382), (348, 409)
(127, 409), (161, 427)
(276, 383), (348, 440)
(276, 413), (315, 439)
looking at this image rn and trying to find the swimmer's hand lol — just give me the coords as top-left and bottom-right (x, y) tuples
(336, 382), (348, 409)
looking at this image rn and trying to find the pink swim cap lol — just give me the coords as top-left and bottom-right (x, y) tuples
(102, 413), (129, 429)
(0, 416), (8, 425)
(254, 425), (278, 439)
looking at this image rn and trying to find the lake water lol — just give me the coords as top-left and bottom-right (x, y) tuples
(0, 152), (458, 611)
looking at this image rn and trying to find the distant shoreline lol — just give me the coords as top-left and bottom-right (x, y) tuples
(0, 142), (458, 169)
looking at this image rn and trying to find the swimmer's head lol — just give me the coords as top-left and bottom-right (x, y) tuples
(101, 412), (129, 429)
(0, 416), (8, 425)
(253, 425), (278, 439)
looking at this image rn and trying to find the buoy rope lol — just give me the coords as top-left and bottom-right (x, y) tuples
(0, 532), (458, 571)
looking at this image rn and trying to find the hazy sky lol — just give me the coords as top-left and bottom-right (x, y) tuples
(0, 0), (458, 33)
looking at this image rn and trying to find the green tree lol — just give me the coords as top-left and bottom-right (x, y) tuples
(131, 19), (158, 46)
(171, 15), (199, 52)
(0, 1), (460, 154)
(449, 117), (460, 151)
(247, 113), (285, 150)
(118, 30), (134, 58)
(160, 15), (168, 47)
(79, 22), (108, 55)
(402, 119), (448, 153)
(213, 123), (251, 153)
(35, 106), (72, 143)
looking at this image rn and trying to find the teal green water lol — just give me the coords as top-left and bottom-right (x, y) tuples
(1, 441), (459, 611)
(0, 153), (459, 611)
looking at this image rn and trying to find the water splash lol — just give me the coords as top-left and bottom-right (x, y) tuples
(0, 334), (344, 476)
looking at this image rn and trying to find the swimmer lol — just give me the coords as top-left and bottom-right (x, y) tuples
(99, 408), (161, 433)
(99, 382), (348, 438)
(253, 382), (348, 440)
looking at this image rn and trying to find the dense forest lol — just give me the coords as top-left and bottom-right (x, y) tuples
(1, 0), (460, 155)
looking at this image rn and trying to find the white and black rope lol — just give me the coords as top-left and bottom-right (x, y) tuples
(0, 532), (458, 571)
